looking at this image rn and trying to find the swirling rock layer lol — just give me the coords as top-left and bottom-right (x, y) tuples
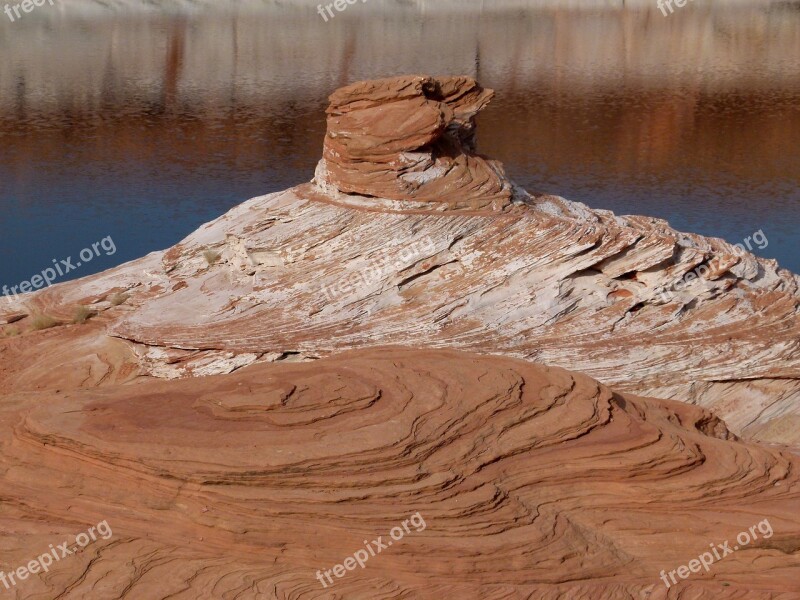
(315, 75), (515, 210)
(3, 78), (799, 447)
(0, 348), (798, 599)
(14, 182), (795, 443)
(1, 75), (799, 597)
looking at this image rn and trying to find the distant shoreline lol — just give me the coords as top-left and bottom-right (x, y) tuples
(41, 0), (787, 15)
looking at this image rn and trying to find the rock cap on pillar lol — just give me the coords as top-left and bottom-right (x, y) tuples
(314, 75), (518, 211)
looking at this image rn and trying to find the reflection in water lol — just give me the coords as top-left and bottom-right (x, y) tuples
(0, 3), (798, 285)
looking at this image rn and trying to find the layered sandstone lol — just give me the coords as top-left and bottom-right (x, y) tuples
(315, 75), (515, 210)
(1, 74), (800, 599)
(2, 76), (799, 447)
(0, 349), (798, 598)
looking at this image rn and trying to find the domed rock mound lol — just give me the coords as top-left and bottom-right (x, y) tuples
(2, 75), (800, 447)
(1, 348), (798, 598)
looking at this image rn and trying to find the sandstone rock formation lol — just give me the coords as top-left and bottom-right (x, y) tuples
(0, 348), (798, 598)
(2, 76), (800, 447)
(315, 75), (515, 210)
(2, 74), (800, 599)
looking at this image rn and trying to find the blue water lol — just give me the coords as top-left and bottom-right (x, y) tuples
(1, 6), (798, 295)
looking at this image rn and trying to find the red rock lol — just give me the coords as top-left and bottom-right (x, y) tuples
(2, 76), (799, 445)
(316, 75), (515, 210)
(0, 348), (797, 598)
(2, 76), (800, 598)
(0, 311), (27, 324)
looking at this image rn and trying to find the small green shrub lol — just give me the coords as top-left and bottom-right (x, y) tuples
(203, 249), (222, 265)
(109, 292), (130, 306)
(72, 306), (96, 324)
(30, 314), (58, 331)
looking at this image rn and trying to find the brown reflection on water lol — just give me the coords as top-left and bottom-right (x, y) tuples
(0, 3), (798, 269)
(1, 6), (798, 173)
(162, 20), (187, 109)
(481, 87), (800, 187)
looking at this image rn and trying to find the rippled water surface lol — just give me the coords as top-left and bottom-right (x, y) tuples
(1, 3), (798, 288)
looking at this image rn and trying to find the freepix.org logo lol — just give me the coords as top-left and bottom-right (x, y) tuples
(2, 236), (117, 304)
(4, 0), (57, 23)
(0, 521), (113, 592)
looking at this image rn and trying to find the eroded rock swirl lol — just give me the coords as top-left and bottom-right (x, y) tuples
(1, 349), (799, 599)
(1, 76), (800, 598)
(7, 158), (798, 441)
(2, 76), (799, 446)
(315, 75), (515, 210)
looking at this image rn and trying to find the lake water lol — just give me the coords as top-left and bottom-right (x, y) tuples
(1, 2), (799, 293)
